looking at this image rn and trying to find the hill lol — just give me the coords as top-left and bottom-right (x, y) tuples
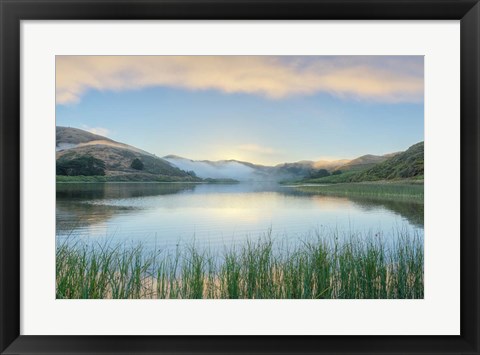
(56, 127), (422, 184)
(56, 126), (114, 147)
(353, 142), (424, 181)
(335, 154), (391, 172)
(313, 159), (350, 170)
(301, 142), (423, 183)
(56, 127), (199, 182)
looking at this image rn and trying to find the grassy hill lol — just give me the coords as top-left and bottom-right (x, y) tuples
(56, 126), (114, 145)
(300, 142), (424, 184)
(56, 127), (200, 182)
(353, 142), (423, 181)
(335, 154), (390, 172)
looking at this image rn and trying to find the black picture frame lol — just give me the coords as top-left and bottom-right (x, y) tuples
(1, 1), (479, 354)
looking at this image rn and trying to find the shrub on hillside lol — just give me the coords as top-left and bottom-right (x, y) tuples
(56, 155), (106, 176)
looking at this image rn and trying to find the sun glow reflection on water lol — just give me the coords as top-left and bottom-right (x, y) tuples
(56, 182), (424, 253)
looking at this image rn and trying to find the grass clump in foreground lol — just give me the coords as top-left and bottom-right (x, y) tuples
(56, 230), (423, 299)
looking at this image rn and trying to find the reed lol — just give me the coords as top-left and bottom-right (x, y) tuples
(56, 229), (423, 299)
(296, 182), (423, 202)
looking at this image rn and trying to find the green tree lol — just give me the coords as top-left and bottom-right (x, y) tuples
(56, 155), (106, 176)
(308, 169), (330, 179)
(130, 158), (144, 170)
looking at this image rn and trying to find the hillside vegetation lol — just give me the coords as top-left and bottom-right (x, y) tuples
(301, 142), (423, 184)
(353, 142), (424, 181)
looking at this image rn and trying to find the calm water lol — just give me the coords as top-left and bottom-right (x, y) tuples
(56, 183), (424, 252)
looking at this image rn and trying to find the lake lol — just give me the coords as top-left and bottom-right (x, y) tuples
(56, 182), (424, 253)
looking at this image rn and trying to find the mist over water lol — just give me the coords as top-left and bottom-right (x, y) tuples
(163, 157), (261, 181)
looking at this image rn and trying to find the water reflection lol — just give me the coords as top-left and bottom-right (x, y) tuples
(56, 183), (424, 249)
(57, 182), (196, 200)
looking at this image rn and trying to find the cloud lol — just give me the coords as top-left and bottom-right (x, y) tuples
(56, 56), (423, 105)
(237, 144), (277, 155)
(81, 125), (110, 137)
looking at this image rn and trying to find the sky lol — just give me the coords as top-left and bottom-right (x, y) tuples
(56, 56), (424, 165)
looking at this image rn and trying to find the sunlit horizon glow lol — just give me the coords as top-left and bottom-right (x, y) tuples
(56, 55), (424, 165)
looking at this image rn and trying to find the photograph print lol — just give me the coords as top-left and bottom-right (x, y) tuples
(56, 55), (424, 299)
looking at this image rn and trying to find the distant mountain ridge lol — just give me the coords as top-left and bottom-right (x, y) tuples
(56, 126), (421, 183)
(162, 155), (272, 181)
(163, 149), (413, 182)
(335, 154), (396, 172)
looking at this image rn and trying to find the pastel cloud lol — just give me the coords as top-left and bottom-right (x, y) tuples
(56, 56), (423, 105)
